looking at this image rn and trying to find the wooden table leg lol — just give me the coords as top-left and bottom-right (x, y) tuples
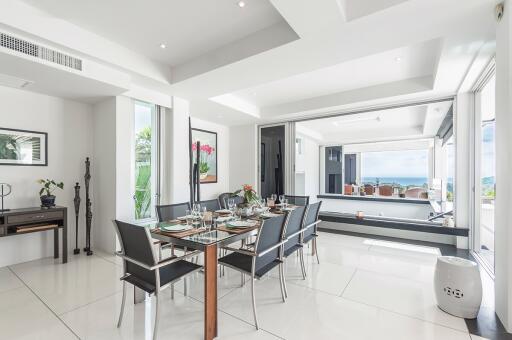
(204, 244), (218, 340)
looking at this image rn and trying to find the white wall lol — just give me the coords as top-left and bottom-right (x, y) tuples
(295, 134), (320, 202)
(91, 98), (117, 253)
(495, 2), (512, 331)
(191, 117), (230, 200)
(0, 86), (93, 267)
(229, 124), (258, 192)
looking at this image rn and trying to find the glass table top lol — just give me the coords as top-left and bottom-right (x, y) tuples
(141, 221), (256, 246)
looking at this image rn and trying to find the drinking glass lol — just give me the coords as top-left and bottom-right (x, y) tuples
(283, 198), (289, 209)
(193, 203), (201, 216)
(271, 194), (277, 202)
(203, 213), (213, 231)
(228, 198), (236, 216)
(185, 209), (193, 226)
(279, 195), (285, 204)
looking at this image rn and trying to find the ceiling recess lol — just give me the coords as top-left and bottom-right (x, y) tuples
(0, 32), (83, 71)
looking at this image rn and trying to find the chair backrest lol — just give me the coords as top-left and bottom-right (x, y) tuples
(198, 199), (221, 211)
(113, 220), (156, 285)
(404, 187), (427, 199)
(156, 202), (191, 221)
(303, 201), (322, 240)
(364, 184), (375, 195)
(378, 185), (393, 197)
(284, 205), (307, 251)
(218, 193), (231, 209)
(255, 214), (287, 271)
(284, 195), (309, 206)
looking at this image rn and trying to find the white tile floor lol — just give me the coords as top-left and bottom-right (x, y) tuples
(0, 232), (486, 340)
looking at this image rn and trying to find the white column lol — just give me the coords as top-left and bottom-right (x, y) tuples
(495, 0), (512, 331)
(169, 97), (191, 203)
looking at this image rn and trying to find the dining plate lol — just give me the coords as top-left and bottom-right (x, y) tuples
(177, 215), (194, 220)
(216, 209), (231, 214)
(216, 216), (233, 223)
(226, 220), (258, 228)
(160, 224), (192, 232)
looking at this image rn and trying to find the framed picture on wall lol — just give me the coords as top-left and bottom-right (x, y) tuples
(0, 127), (48, 166)
(191, 128), (217, 183)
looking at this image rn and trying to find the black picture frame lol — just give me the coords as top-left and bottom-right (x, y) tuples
(191, 128), (218, 184)
(0, 127), (48, 166)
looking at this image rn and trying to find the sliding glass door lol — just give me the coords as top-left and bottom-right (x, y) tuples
(133, 100), (160, 221)
(473, 68), (496, 271)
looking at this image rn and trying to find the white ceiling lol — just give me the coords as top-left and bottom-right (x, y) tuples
(296, 101), (453, 145)
(223, 39), (440, 108)
(1, 0), (496, 126)
(20, 0), (288, 66)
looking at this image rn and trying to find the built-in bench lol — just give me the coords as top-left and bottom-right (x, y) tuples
(319, 211), (468, 237)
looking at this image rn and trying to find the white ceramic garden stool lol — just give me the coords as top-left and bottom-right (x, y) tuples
(434, 256), (482, 319)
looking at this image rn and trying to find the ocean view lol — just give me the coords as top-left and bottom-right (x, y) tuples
(362, 177), (428, 187)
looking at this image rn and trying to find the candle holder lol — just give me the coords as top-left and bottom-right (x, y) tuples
(0, 183), (12, 213)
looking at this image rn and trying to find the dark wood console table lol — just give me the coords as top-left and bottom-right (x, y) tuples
(0, 206), (67, 263)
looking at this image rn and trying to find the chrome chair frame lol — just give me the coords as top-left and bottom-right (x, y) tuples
(113, 221), (202, 340)
(219, 214), (290, 329)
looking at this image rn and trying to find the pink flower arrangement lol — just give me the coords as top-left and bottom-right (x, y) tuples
(192, 142), (215, 175)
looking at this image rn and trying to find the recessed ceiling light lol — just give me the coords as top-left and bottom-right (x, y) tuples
(238, 1), (246, 8)
(395, 57), (402, 62)
(159, 43), (166, 49)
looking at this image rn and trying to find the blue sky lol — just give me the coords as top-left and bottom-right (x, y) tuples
(361, 149), (428, 178)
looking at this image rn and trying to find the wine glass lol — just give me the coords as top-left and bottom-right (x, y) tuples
(283, 198), (289, 209)
(193, 203), (200, 216)
(228, 198), (236, 217)
(271, 194), (277, 202)
(185, 209), (193, 226)
(279, 195), (285, 205)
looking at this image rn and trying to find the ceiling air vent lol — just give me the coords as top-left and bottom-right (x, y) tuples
(0, 32), (82, 71)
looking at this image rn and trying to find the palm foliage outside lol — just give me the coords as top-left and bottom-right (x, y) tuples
(135, 126), (152, 219)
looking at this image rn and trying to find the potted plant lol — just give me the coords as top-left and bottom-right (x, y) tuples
(234, 184), (259, 205)
(37, 179), (64, 207)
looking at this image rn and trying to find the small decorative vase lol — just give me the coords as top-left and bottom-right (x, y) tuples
(200, 172), (208, 180)
(40, 195), (56, 207)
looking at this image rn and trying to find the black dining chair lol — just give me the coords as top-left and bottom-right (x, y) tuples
(284, 195), (310, 206)
(219, 214), (289, 329)
(197, 199), (221, 212)
(219, 194), (244, 208)
(281, 205), (308, 288)
(156, 202), (191, 221)
(302, 201), (322, 266)
(156, 202), (193, 294)
(113, 220), (202, 340)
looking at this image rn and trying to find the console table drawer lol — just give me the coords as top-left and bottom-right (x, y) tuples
(7, 211), (64, 224)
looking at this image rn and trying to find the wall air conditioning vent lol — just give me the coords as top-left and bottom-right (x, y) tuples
(0, 32), (82, 71)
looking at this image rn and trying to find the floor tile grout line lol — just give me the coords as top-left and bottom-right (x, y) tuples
(57, 288), (126, 317)
(339, 268), (358, 297)
(340, 294), (470, 334)
(217, 309), (286, 339)
(7, 266), (82, 340)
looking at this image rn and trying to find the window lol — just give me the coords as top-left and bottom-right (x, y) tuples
(361, 149), (429, 189)
(474, 71), (495, 271)
(134, 101), (159, 220)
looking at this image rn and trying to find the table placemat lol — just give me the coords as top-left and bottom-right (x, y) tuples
(216, 223), (260, 234)
(152, 227), (206, 238)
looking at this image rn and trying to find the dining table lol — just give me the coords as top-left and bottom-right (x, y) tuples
(140, 214), (259, 340)
(137, 206), (295, 340)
